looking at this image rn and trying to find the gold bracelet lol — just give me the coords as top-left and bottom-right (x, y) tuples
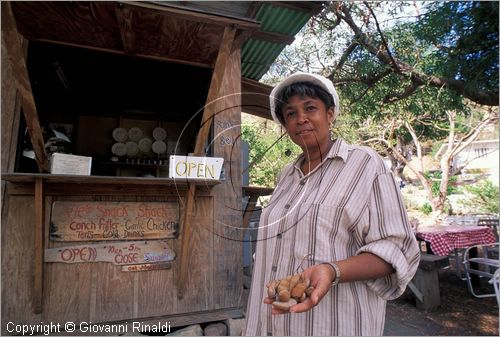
(321, 262), (341, 286)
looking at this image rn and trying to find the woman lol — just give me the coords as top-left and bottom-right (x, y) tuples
(244, 72), (420, 336)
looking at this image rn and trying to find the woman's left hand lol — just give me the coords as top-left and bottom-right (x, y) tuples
(288, 263), (335, 313)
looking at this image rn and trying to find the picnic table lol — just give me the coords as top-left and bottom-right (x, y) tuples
(416, 225), (497, 256)
(410, 224), (497, 309)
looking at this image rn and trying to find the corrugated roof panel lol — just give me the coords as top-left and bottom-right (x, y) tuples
(241, 3), (316, 80)
(242, 40), (288, 80)
(255, 4), (311, 35)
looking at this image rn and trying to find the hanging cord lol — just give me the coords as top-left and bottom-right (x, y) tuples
(295, 253), (313, 274)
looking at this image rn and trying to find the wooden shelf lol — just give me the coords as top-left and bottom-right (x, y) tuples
(1, 172), (221, 187)
(102, 161), (169, 169)
(242, 185), (274, 196)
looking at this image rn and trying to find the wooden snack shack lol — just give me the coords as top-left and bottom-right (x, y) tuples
(1, 1), (321, 333)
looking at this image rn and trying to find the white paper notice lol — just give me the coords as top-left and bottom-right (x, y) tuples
(50, 153), (92, 175)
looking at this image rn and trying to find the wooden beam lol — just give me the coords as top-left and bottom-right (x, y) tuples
(33, 38), (213, 69)
(251, 30), (295, 45)
(115, 3), (136, 54)
(242, 186), (274, 229)
(1, 2), (49, 172)
(271, 1), (324, 14)
(122, 1), (260, 31)
(34, 177), (45, 313)
(242, 193), (259, 230)
(241, 77), (273, 119)
(194, 27), (237, 156)
(246, 2), (264, 18)
(177, 25), (237, 300)
(232, 29), (253, 53)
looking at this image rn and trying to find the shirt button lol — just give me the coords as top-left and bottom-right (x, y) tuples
(299, 180), (306, 185)
(284, 204), (290, 209)
(272, 266), (277, 272)
(277, 233), (282, 239)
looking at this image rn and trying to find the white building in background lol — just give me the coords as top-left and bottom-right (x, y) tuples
(435, 139), (499, 185)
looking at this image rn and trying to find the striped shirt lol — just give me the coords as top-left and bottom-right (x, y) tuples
(244, 138), (420, 336)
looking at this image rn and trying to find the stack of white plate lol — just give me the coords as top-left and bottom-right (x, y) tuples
(125, 141), (139, 157)
(111, 142), (126, 156)
(152, 127), (167, 141)
(152, 140), (167, 154)
(112, 128), (127, 142)
(138, 138), (153, 153)
(128, 127), (143, 142)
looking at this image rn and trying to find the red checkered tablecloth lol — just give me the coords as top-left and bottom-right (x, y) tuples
(416, 225), (497, 256)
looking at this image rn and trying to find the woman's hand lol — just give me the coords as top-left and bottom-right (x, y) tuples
(263, 263), (335, 315)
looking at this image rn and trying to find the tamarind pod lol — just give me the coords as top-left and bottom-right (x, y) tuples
(278, 289), (291, 302)
(272, 299), (297, 311)
(298, 272), (309, 286)
(267, 280), (280, 298)
(277, 280), (290, 293)
(267, 284), (277, 298)
(305, 286), (314, 297)
(299, 292), (307, 302)
(291, 283), (308, 300)
(289, 273), (301, 290)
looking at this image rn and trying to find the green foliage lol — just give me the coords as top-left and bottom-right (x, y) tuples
(241, 118), (301, 187)
(420, 203), (433, 215)
(460, 180), (499, 214)
(263, 2), (498, 213)
(424, 171), (459, 197)
(413, 2), (499, 92)
(429, 142), (443, 157)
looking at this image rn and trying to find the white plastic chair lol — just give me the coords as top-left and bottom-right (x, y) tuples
(488, 268), (500, 306)
(463, 243), (500, 298)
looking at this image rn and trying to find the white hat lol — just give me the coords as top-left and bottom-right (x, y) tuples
(269, 72), (340, 126)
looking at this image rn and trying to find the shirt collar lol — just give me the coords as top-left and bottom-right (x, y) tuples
(290, 138), (349, 175)
(326, 137), (349, 162)
(292, 138), (349, 171)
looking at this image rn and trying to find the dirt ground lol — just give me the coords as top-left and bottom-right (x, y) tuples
(384, 266), (499, 336)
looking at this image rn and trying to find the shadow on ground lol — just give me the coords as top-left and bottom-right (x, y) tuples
(384, 267), (499, 336)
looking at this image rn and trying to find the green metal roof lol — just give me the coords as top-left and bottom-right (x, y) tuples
(242, 3), (315, 80)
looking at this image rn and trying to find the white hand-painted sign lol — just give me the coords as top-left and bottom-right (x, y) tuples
(45, 240), (176, 265)
(169, 155), (223, 180)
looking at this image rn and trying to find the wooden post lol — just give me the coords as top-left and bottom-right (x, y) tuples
(242, 193), (259, 230)
(34, 178), (45, 313)
(115, 4), (136, 54)
(412, 254), (449, 310)
(1, 2), (49, 172)
(177, 25), (236, 299)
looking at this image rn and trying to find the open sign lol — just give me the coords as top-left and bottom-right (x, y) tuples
(169, 155), (223, 180)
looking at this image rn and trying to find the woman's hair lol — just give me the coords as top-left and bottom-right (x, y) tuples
(274, 81), (336, 125)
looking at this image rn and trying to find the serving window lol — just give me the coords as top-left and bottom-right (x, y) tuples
(17, 41), (213, 177)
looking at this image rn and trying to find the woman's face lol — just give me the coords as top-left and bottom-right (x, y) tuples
(282, 95), (334, 152)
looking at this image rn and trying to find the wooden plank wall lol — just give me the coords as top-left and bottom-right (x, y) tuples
(1, 195), (42, 333)
(1, 32), (23, 197)
(212, 49), (244, 309)
(0, 16), (244, 331)
(1, 189), (218, 329)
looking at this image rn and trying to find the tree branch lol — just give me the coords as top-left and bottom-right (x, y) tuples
(363, 1), (400, 72)
(383, 78), (422, 103)
(330, 68), (392, 86)
(334, 39), (359, 72)
(418, 119), (450, 132)
(334, 5), (499, 106)
(450, 112), (498, 157)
